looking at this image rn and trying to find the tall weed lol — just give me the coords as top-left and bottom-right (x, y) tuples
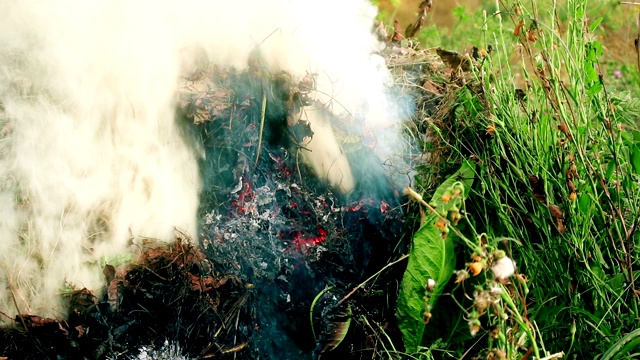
(399, 0), (640, 358)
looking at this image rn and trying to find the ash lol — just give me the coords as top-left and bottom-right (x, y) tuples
(190, 66), (405, 358)
(200, 147), (402, 358)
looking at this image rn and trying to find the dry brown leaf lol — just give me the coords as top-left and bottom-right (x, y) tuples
(567, 176), (577, 193)
(558, 123), (573, 141)
(391, 19), (403, 42)
(422, 80), (441, 95)
(514, 21), (525, 36)
(436, 47), (471, 71)
(556, 218), (567, 234)
(528, 175), (547, 203)
(548, 204), (563, 219)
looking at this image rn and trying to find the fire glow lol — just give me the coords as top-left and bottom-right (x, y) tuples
(0, 0), (408, 357)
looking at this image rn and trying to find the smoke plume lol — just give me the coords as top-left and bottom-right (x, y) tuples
(0, 0), (401, 319)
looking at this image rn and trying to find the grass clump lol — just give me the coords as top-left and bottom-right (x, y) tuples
(392, 0), (640, 359)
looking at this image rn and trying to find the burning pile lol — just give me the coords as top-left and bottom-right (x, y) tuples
(0, 57), (409, 358)
(185, 61), (406, 358)
(0, 0), (461, 358)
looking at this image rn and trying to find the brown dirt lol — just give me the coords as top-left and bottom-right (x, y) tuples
(378, 0), (482, 30)
(378, 1), (640, 78)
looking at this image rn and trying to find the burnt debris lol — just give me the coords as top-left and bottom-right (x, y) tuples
(0, 60), (408, 359)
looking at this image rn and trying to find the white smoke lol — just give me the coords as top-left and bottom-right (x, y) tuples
(0, 0), (399, 320)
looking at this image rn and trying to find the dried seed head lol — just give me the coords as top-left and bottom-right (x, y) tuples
(455, 269), (469, 283)
(423, 311), (432, 324)
(468, 316), (481, 337)
(487, 348), (507, 360)
(489, 282), (503, 297)
(566, 163), (578, 178)
(474, 291), (491, 314)
(486, 124), (496, 136)
(489, 326), (500, 340)
(515, 273), (529, 284)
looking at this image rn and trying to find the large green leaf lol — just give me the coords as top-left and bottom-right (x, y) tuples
(630, 143), (640, 175)
(429, 161), (475, 208)
(396, 213), (455, 352)
(396, 161), (475, 353)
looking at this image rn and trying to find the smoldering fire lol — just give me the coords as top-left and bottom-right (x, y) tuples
(0, 0), (401, 323)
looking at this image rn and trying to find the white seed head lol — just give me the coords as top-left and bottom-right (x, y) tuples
(491, 256), (516, 280)
(426, 278), (436, 292)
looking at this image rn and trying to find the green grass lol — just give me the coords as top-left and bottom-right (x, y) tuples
(392, 0), (640, 358)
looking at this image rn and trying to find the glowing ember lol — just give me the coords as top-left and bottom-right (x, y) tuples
(290, 227), (328, 252)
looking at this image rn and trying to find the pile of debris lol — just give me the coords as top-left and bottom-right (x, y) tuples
(0, 235), (247, 359)
(179, 52), (407, 358)
(0, 38), (475, 358)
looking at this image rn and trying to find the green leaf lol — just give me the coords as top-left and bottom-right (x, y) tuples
(452, 6), (466, 21)
(589, 17), (603, 33)
(430, 160), (476, 207)
(396, 213), (455, 352)
(396, 162), (475, 353)
(605, 160), (616, 181)
(600, 328), (640, 360)
(630, 143), (640, 175)
(578, 192), (592, 214)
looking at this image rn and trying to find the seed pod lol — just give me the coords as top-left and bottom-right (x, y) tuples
(567, 177), (577, 193)
(468, 262), (483, 276)
(569, 192), (577, 201)
(548, 204), (563, 219)
(558, 123), (573, 140)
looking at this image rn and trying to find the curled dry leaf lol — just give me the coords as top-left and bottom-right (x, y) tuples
(528, 175), (546, 203)
(558, 123), (573, 140)
(436, 47), (471, 71)
(548, 204), (567, 234)
(566, 176), (577, 193)
(556, 218), (567, 234)
(548, 204), (563, 219)
(514, 21), (525, 36)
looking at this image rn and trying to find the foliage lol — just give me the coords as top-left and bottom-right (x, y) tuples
(396, 162), (475, 353)
(387, 0), (640, 359)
